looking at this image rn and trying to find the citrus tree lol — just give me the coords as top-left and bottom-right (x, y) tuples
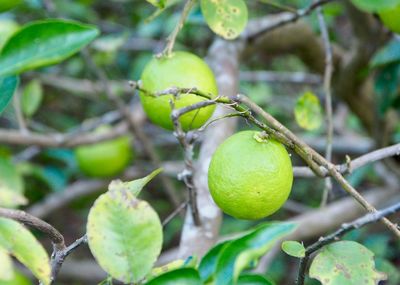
(0, 0), (400, 284)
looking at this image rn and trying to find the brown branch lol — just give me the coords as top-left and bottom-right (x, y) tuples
(0, 208), (65, 250)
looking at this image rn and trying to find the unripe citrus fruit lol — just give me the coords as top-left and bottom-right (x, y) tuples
(139, 51), (218, 130)
(379, 4), (400, 34)
(208, 130), (293, 220)
(74, 127), (133, 178)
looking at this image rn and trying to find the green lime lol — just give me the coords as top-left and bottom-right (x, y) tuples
(139, 51), (218, 130)
(379, 4), (400, 33)
(75, 127), (133, 178)
(208, 130), (293, 220)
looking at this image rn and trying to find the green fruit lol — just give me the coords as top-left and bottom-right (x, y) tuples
(379, 4), (400, 33)
(75, 129), (133, 178)
(208, 130), (293, 220)
(139, 51), (218, 130)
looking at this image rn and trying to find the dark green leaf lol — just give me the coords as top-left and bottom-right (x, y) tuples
(198, 241), (229, 282)
(238, 274), (275, 285)
(215, 222), (296, 285)
(0, 76), (19, 115)
(371, 39), (400, 68)
(374, 63), (400, 115)
(145, 268), (202, 285)
(0, 19), (99, 77)
(0, 0), (23, 12)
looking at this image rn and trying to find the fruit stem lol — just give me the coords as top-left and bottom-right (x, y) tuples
(160, 0), (196, 57)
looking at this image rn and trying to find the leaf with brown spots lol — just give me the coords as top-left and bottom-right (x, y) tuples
(87, 186), (163, 284)
(309, 241), (386, 285)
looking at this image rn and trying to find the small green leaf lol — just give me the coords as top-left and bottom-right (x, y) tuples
(350, 0), (400, 12)
(371, 39), (400, 68)
(0, 157), (24, 194)
(145, 268), (202, 285)
(215, 222), (296, 285)
(87, 187), (163, 283)
(309, 241), (386, 285)
(0, 218), (51, 285)
(0, 76), (19, 115)
(237, 274), (275, 285)
(108, 168), (162, 196)
(149, 259), (186, 279)
(0, 186), (27, 208)
(146, 0), (167, 8)
(294, 91), (323, 131)
(281, 241), (306, 258)
(200, 0), (248, 40)
(0, 19), (99, 77)
(0, 246), (13, 281)
(21, 79), (43, 117)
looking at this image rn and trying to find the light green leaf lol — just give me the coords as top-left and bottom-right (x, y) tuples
(237, 274), (275, 285)
(108, 168), (162, 197)
(0, 218), (51, 285)
(294, 91), (323, 131)
(0, 0), (23, 13)
(350, 0), (400, 12)
(87, 187), (163, 283)
(0, 246), (13, 281)
(21, 79), (43, 117)
(145, 268), (202, 285)
(309, 241), (386, 285)
(0, 157), (24, 194)
(200, 0), (248, 40)
(281, 241), (306, 258)
(147, 0), (167, 8)
(0, 76), (19, 115)
(0, 19), (99, 77)
(215, 222), (296, 285)
(0, 270), (33, 285)
(0, 186), (27, 208)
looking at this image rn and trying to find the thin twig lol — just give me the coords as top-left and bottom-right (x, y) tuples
(246, 0), (336, 42)
(0, 208), (65, 250)
(317, 7), (334, 206)
(296, 201), (400, 285)
(12, 91), (28, 133)
(162, 200), (189, 227)
(161, 0), (196, 57)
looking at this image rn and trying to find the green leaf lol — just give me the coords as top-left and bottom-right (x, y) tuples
(371, 39), (400, 68)
(21, 79), (43, 117)
(309, 241), (386, 285)
(0, 246), (13, 281)
(0, 19), (99, 77)
(0, 157), (24, 194)
(281, 241), (306, 258)
(0, 270), (33, 285)
(215, 222), (296, 285)
(0, 76), (19, 115)
(0, 218), (51, 285)
(147, 0), (167, 9)
(198, 241), (229, 282)
(200, 0), (248, 40)
(294, 91), (323, 131)
(374, 63), (400, 115)
(350, 0), (400, 12)
(375, 258), (400, 285)
(87, 187), (163, 283)
(237, 274), (275, 285)
(0, 0), (23, 12)
(108, 168), (162, 197)
(0, 20), (19, 50)
(0, 186), (27, 208)
(145, 268), (202, 285)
